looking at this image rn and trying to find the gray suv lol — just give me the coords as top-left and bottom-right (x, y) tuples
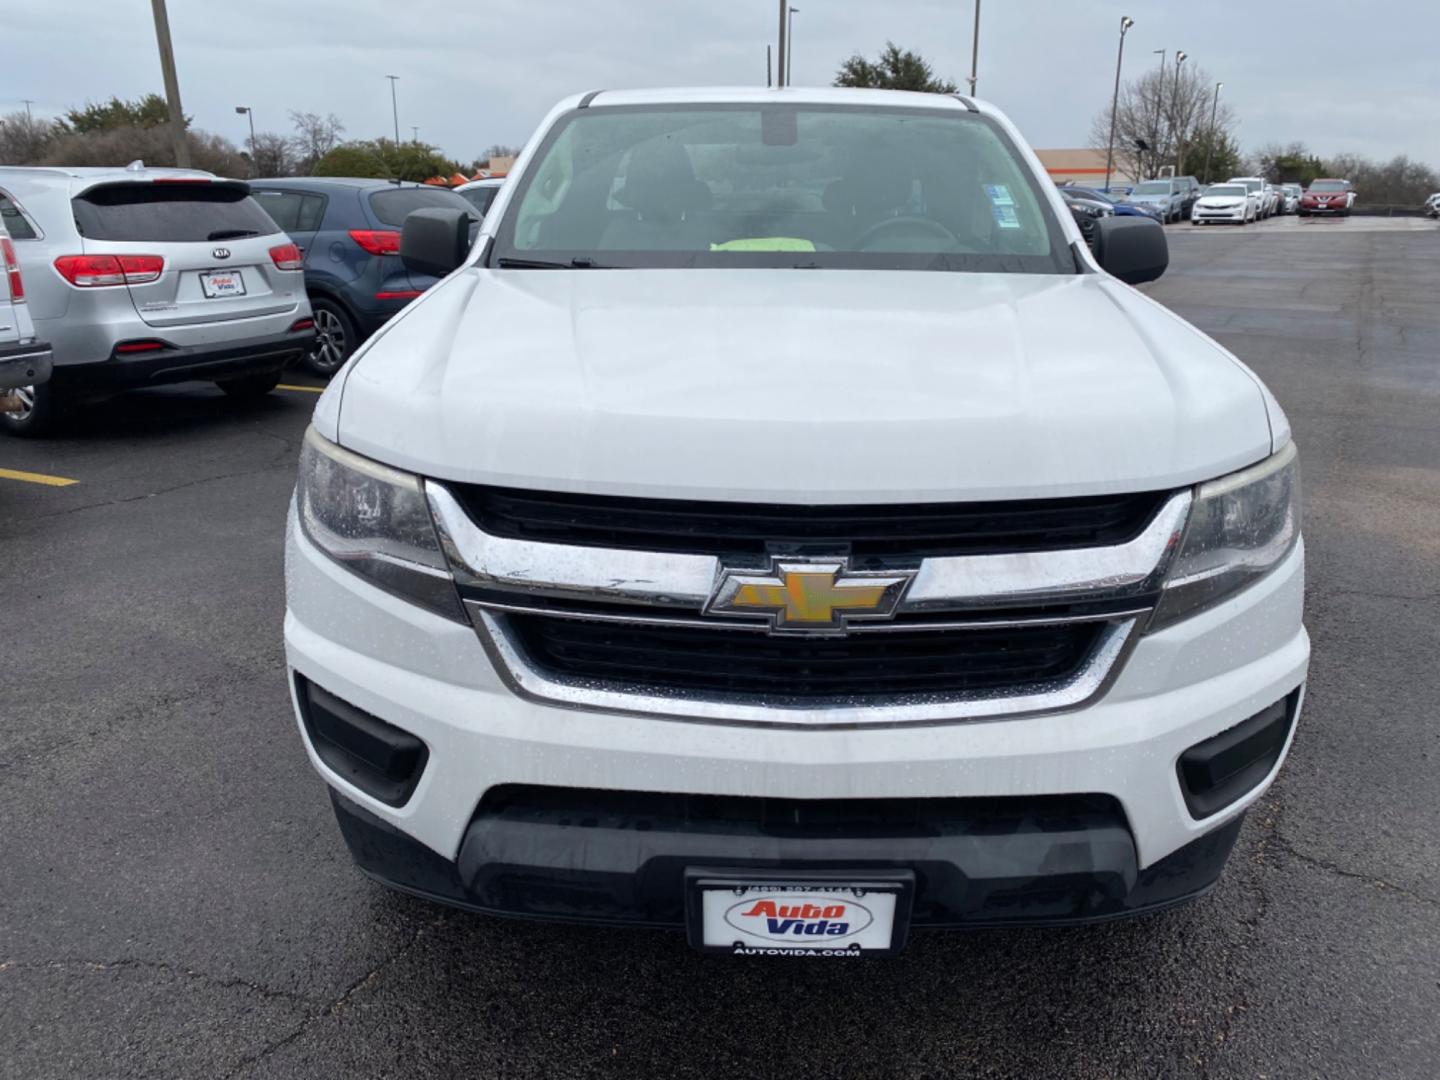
(0, 165), (314, 436)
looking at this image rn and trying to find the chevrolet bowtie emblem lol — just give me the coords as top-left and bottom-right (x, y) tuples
(705, 559), (915, 634)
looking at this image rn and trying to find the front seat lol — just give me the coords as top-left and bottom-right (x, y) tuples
(601, 139), (711, 250)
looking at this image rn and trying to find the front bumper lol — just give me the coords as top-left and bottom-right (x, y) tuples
(50, 328), (315, 393)
(0, 341), (52, 392)
(1193, 206), (1247, 222)
(1299, 202), (1346, 214)
(285, 510), (1309, 927)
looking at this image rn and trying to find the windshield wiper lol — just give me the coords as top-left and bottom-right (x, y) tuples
(495, 256), (613, 269)
(207, 228), (262, 240)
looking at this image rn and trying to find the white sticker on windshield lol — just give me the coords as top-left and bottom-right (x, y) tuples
(984, 184), (1015, 207)
(992, 205), (1021, 229)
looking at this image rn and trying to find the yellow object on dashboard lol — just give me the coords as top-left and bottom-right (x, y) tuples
(710, 237), (817, 252)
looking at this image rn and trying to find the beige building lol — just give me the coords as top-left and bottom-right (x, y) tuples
(1035, 148), (1135, 187)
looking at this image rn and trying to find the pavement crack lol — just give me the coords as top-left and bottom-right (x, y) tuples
(1262, 832), (1440, 908)
(217, 910), (449, 1079)
(1320, 586), (1440, 604)
(0, 957), (312, 1005)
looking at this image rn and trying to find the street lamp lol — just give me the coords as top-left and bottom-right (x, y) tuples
(1172, 51), (1188, 175)
(385, 75), (400, 146)
(234, 106), (255, 176)
(1103, 16), (1135, 193)
(787, 7), (799, 86)
(1202, 82), (1223, 183)
(967, 0), (982, 95)
(1151, 49), (1166, 178)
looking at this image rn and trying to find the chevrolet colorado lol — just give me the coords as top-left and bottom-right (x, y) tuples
(285, 87), (1306, 955)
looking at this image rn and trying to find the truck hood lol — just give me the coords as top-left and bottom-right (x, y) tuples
(334, 268), (1273, 503)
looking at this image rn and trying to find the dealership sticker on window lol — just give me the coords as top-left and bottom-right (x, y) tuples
(984, 184), (1015, 207)
(991, 204), (1021, 229)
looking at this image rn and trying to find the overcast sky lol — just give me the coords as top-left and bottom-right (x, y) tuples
(7, 1), (1436, 168)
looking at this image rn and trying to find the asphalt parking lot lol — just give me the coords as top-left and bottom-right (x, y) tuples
(2, 213), (1438, 1079)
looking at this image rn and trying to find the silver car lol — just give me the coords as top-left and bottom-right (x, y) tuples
(0, 164), (313, 436)
(0, 216), (52, 409)
(453, 177), (506, 218)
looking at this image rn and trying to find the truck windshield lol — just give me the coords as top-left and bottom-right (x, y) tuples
(490, 103), (1073, 273)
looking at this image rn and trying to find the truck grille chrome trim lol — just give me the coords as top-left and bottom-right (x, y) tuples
(471, 610), (1141, 730)
(421, 482), (1191, 727)
(425, 484), (1191, 615)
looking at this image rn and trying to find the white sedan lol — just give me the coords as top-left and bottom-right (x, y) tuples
(1191, 183), (1257, 225)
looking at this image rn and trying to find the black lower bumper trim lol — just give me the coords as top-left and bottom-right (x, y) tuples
(0, 342), (53, 391)
(330, 787), (1244, 931)
(50, 328), (315, 392)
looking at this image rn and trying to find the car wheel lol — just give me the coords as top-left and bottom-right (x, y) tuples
(302, 299), (357, 378)
(216, 371), (283, 400)
(0, 382), (64, 438)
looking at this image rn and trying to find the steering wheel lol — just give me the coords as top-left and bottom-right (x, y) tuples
(854, 215), (959, 250)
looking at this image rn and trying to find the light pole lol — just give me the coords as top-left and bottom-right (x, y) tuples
(776, 0), (787, 88)
(1151, 49), (1165, 178)
(148, 0), (191, 168)
(967, 0), (982, 95)
(22, 99), (34, 121)
(787, 8), (799, 85)
(1202, 82), (1223, 183)
(1104, 16), (1134, 193)
(234, 106), (255, 175)
(412, 126), (420, 144)
(1171, 51), (1188, 175)
(385, 75), (400, 146)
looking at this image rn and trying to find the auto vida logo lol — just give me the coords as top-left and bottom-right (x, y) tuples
(211, 247), (231, 260)
(723, 895), (873, 941)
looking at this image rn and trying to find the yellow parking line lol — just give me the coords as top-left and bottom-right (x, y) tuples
(278, 384), (325, 394)
(0, 466), (79, 487)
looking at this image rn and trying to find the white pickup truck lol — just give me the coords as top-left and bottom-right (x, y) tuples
(284, 87), (1307, 955)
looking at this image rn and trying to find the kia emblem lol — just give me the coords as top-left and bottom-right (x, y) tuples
(212, 247), (231, 260)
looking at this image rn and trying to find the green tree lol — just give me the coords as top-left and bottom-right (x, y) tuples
(60, 94), (180, 134)
(314, 138), (457, 182)
(834, 43), (959, 94)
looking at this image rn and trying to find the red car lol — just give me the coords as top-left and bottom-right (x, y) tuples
(1298, 179), (1355, 217)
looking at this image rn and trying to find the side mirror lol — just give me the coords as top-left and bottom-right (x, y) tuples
(1092, 216), (1168, 285)
(400, 208), (473, 278)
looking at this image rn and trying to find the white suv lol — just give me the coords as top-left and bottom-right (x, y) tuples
(0, 218), (52, 407)
(285, 88), (1307, 955)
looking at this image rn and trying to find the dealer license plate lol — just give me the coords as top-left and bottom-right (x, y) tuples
(200, 270), (246, 298)
(686, 871), (912, 956)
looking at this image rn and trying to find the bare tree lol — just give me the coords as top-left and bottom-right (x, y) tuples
(289, 111), (345, 175)
(0, 111), (58, 165)
(1090, 63), (1235, 181)
(248, 131), (295, 177)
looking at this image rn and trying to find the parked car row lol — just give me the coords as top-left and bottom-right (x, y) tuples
(1191, 177), (1352, 225)
(0, 164), (489, 435)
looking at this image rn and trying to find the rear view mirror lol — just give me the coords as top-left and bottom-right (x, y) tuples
(1092, 216), (1168, 285)
(400, 208), (473, 278)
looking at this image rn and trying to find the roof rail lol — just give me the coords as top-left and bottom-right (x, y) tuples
(952, 94), (979, 113)
(578, 90), (605, 109)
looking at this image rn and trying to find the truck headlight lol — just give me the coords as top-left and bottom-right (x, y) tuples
(296, 427), (465, 621)
(1150, 442), (1300, 631)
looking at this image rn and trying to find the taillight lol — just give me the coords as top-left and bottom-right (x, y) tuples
(269, 243), (303, 270)
(348, 229), (401, 256)
(53, 254), (164, 287)
(1, 238), (24, 302)
(375, 290), (422, 300)
(290, 317), (315, 332)
(115, 340), (168, 353)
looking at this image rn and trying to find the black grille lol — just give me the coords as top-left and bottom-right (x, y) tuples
(455, 485), (1168, 561)
(504, 614), (1104, 700)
